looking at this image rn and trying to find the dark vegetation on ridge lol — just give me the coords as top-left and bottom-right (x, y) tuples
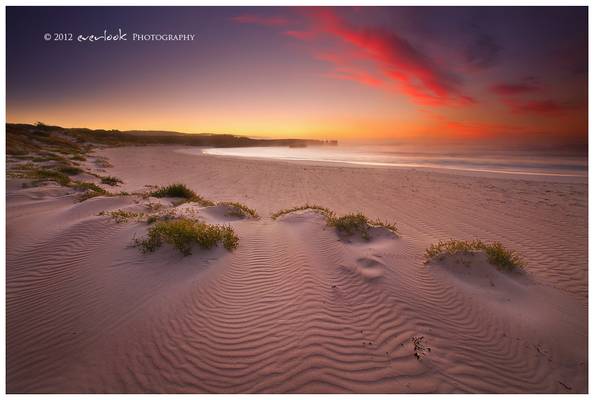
(7, 122), (335, 154)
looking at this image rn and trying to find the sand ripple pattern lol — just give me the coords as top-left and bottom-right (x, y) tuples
(6, 148), (588, 393)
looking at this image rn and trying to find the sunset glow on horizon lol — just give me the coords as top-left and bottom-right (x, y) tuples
(7, 7), (587, 149)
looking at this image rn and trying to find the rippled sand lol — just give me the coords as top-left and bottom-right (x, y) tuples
(6, 145), (587, 393)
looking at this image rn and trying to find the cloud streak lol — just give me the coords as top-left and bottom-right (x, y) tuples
(233, 8), (474, 107)
(490, 79), (573, 115)
(305, 8), (474, 106)
(489, 82), (540, 96)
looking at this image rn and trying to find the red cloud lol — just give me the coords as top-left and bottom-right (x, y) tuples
(314, 51), (385, 88)
(443, 120), (521, 137)
(505, 99), (572, 115)
(491, 80), (572, 115)
(233, 8), (473, 107)
(305, 8), (473, 106)
(425, 112), (527, 137)
(231, 14), (290, 27)
(489, 82), (540, 96)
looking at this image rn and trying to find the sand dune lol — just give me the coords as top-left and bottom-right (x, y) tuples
(6, 145), (587, 393)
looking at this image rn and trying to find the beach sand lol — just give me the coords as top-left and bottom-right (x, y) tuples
(6, 145), (588, 393)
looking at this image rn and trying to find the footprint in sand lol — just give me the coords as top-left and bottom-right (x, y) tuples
(340, 256), (385, 281)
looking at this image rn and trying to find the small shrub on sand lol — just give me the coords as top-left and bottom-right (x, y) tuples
(57, 165), (83, 176)
(9, 163), (84, 187)
(424, 239), (524, 271)
(330, 213), (398, 240)
(32, 153), (68, 163)
(70, 155), (87, 162)
(134, 218), (239, 256)
(330, 212), (371, 239)
(72, 181), (106, 193)
(71, 181), (108, 201)
(32, 169), (72, 186)
(150, 183), (214, 206)
(99, 209), (144, 223)
(94, 157), (113, 168)
(271, 204), (335, 220)
(100, 175), (123, 186)
(219, 201), (259, 218)
(271, 204), (398, 240)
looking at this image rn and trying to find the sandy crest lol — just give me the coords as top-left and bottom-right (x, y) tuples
(6, 145), (587, 393)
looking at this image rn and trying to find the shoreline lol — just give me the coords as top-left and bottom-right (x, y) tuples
(176, 147), (588, 183)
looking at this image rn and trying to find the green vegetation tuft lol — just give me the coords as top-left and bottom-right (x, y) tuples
(32, 169), (72, 186)
(330, 212), (371, 239)
(134, 218), (239, 256)
(100, 175), (123, 186)
(99, 209), (144, 223)
(424, 239), (524, 271)
(271, 203), (335, 220)
(219, 201), (259, 218)
(94, 157), (113, 168)
(150, 183), (214, 206)
(57, 165), (83, 175)
(329, 213), (398, 240)
(271, 204), (398, 240)
(71, 181), (109, 201)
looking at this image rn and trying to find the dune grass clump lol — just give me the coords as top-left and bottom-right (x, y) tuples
(330, 212), (371, 239)
(31, 169), (72, 186)
(71, 181), (108, 201)
(271, 203), (335, 220)
(330, 212), (398, 240)
(150, 183), (214, 206)
(31, 153), (69, 163)
(57, 165), (83, 176)
(271, 204), (398, 240)
(100, 175), (123, 186)
(134, 218), (239, 256)
(94, 157), (113, 168)
(99, 209), (144, 223)
(9, 162), (113, 203)
(11, 163), (110, 201)
(219, 201), (259, 218)
(10, 164), (73, 187)
(424, 239), (524, 271)
(9, 160), (85, 186)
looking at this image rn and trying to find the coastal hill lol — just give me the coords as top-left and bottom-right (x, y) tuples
(6, 123), (338, 155)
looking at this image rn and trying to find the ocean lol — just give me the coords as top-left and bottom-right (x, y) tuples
(198, 144), (587, 178)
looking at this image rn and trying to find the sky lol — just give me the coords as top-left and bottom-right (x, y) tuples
(6, 6), (588, 150)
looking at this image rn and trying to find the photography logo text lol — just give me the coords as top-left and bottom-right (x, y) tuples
(43, 28), (197, 43)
